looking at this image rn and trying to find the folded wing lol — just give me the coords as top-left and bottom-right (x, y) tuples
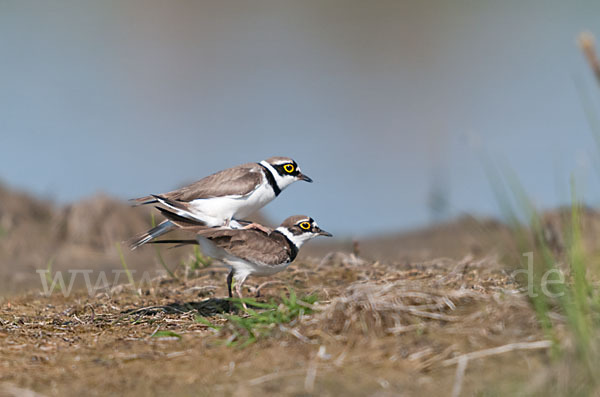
(131, 163), (263, 205)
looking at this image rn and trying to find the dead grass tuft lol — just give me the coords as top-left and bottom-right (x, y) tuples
(0, 253), (554, 395)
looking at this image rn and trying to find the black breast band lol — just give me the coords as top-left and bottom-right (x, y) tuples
(273, 230), (299, 262)
(257, 163), (281, 196)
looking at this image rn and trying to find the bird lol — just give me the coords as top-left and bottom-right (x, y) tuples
(150, 207), (332, 302)
(129, 156), (312, 249)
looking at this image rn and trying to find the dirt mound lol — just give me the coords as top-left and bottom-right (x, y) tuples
(308, 215), (513, 263)
(540, 206), (600, 254)
(0, 184), (56, 257)
(57, 193), (152, 251)
(0, 186), (191, 295)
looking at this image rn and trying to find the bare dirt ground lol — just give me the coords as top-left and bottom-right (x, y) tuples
(0, 252), (551, 396)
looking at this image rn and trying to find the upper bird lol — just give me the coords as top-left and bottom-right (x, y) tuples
(129, 156), (312, 249)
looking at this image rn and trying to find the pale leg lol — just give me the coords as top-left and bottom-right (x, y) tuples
(235, 274), (249, 310)
(241, 223), (271, 234)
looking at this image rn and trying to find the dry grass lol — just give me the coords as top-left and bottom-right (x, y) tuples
(0, 251), (556, 396)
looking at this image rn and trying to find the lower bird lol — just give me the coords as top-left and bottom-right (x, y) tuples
(151, 207), (331, 302)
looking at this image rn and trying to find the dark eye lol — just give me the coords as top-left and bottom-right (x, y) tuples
(283, 164), (295, 173)
(299, 222), (311, 230)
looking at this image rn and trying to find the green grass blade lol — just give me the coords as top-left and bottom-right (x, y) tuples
(116, 242), (137, 294)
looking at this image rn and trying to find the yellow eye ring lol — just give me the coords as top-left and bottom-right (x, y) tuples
(299, 222), (311, 230)
(283, 164), (295, 173)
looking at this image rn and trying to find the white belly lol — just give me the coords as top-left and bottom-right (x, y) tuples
(246, 261), (291, 277)
(188, 181), (275, 226)
(225, 257), (291, 281)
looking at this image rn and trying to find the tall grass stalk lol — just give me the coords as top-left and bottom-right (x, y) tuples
(150, 213), (177, 279)
(487, 160), (599, 380)
(44, 255), (62, 294)
(116, 242), (138, 294)
(483, 158), (556, 341)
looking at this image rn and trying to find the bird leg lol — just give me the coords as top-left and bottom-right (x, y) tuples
(235, 275), (249, 310)
(241, 222), (271, 234)
(226, 269), (234, 298)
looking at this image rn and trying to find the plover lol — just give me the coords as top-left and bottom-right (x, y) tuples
(129, 156), (312, 249)
(152, 207), (331, 302)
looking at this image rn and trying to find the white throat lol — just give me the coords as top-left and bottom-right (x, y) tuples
(276, 227), (313, 249)
(260, 160), (296, 191)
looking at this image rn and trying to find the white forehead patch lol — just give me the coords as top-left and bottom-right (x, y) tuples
(260, 160), (278, 175)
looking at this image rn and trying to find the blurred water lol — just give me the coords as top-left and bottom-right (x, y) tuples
(1, 0), (600, 236)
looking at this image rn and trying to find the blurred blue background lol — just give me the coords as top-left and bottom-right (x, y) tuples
(2, 0), (600, 236)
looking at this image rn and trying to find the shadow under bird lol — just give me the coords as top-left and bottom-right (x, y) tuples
(129, 156), (312, 249)
(151, 207), (332, 302)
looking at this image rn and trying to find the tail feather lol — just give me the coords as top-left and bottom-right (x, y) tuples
(129, 207), (209, 250)
(129, 195), (158, 206)
(155, 206), (207, 228)
(129, 220), (176, 250)
(151, 194), (208, 222)
(149, 239), (199, 248)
